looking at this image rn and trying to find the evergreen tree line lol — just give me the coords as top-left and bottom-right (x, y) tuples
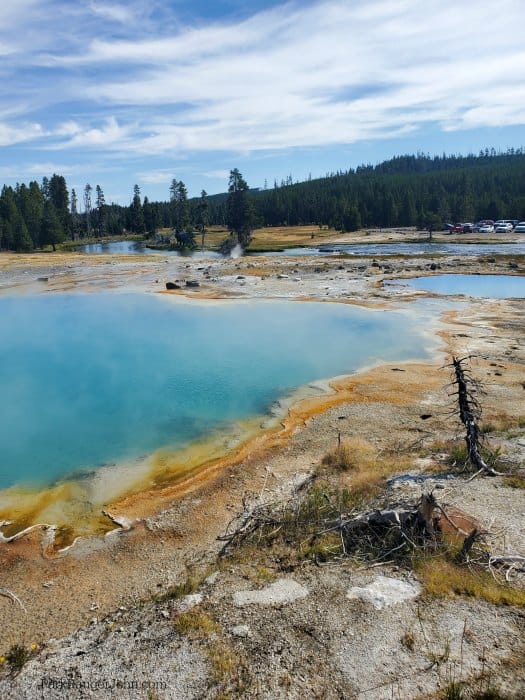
(2, 149), (525, 252)
(0, 177), (125, 251)
(240, 149), (525, 231)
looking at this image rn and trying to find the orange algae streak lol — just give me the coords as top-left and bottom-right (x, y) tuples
(0, 361), (443, 546)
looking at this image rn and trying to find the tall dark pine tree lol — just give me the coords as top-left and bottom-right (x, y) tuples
(48, 174), (71, 238)
(0, 186), (20, 250)
(41, 200), (65, 251)
(84, 184), (93, 238)
(170, 179), (189, 234)
(143, 196), (159, 236)
(195, 190), (209, 248)
(130, 184), (145, 234)
(19, 181), (44, 248)
(95, 185), (106, 237)
(226, 168), (254, 250)
(71, 189), (80, 241)
(13, 212), (33, 251)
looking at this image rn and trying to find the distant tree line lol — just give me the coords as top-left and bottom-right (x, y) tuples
(2, 149), (524, 252)
(244, 149), (525, 232)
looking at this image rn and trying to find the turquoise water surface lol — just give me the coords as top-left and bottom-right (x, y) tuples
(0, 293), (432, 489)
(388, 274), (525, 298)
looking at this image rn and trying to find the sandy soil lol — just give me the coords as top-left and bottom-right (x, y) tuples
(0, 236), (524, 698)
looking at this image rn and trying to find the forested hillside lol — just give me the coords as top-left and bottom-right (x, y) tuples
(2, 150), (524, 251)
(208, 149), (525, 231)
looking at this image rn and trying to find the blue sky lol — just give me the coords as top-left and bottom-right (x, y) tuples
(1, 0), (524, 205)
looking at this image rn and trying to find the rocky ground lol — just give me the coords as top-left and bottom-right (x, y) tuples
(0, 236), (524, 698)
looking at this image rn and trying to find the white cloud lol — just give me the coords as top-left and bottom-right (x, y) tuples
(2, 0), (525, 163)
(202, 169), (231, 180)
(138, 169), (178, 185)
(0, 121), (44, 147)
(88, 2), (135, 24)
(56, 117), (131, 149)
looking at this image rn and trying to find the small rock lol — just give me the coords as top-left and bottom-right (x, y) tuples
(233, 578), (309, 607)
(165, 282), (180, 290)
(346, 576), (421, 610)
(204, 571), (219, 586)
(231, 624), (251, 638)
(178, 593), (203, 611)
(160, 610), (170, 619)
(185, 280), (200, 288)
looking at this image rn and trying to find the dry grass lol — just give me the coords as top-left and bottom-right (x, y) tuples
(248, 224), (341, 251)
(480, 413), (525, 435)
(321, 438), (375, 472)
(503, 473), (525, 489)
(154, 571), (207, 603)
(319, 437), (413, 497)
(173, 607), (250, 695)
(173, 610), (219, 638)
(416, 556), (525, 607)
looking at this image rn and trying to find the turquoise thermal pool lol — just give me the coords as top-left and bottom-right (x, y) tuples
(387, 274), (525, 298)
(0, 293), (435, 492)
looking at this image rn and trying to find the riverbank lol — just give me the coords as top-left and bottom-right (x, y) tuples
(0, 241), (524, 698)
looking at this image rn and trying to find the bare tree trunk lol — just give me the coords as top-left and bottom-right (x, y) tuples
(452, 356), (501, 476)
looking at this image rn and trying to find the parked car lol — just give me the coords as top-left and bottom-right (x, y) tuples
(479, 224), (495, 233)
(513, 221), (525, 232)
(494, 221), (514, 233)
(462, 222), (474, 233)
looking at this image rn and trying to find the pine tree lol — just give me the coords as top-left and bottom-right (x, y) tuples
(170, 179), (189, 234)
(19, 181), (45, 247)
(130, 184), (145, 234)
(143, 196), (159, 236)
(226, 168), (254, 250)
(0, 186), (19, 250)
(13, 212), (33, 251)
(95, 185), (106, 237)
(84, 184), (93, 237)
(71, 189), (80, 240)
(195, 190), (209, 248)
(41, 200), (65, 251)
(49, 174), (71, 237)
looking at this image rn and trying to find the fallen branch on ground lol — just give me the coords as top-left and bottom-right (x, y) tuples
(0, 587), (26, 613)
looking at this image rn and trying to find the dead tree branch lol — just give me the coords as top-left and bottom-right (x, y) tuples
(0, 587), (26, 613)
(451, 356), (502, 477)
